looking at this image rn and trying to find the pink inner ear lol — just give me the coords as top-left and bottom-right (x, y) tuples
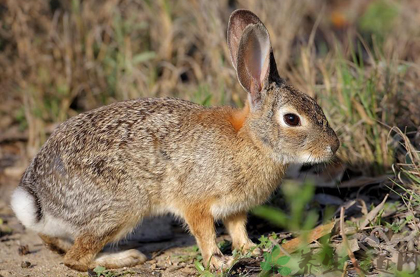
(227, 10), (264, 70)
(235, 23), (272, 108)
(260, 48), (270, 83)
(244, 26), (270, 90)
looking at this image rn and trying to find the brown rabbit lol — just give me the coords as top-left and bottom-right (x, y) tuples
(10, 9), (339, 271)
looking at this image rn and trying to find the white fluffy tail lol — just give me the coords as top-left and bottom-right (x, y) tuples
(10, 186), (39, 230)
(11, 186), (75, 238)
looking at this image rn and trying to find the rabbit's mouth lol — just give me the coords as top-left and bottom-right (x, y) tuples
(295, 147), (337, 165)
(271, 149), (335, 165)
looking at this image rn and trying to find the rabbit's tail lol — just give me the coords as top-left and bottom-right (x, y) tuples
(11, 186), (42, 230)
(11, 186), (76, 238)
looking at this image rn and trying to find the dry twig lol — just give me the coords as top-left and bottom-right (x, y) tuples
(340, 207), (365, 277)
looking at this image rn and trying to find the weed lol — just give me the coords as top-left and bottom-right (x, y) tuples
(194, 261), (215, 277)
(257, 234), (272, 250)
(217, 240), (232, 254)
(1, 1), (420, 276)
(395, 270), (420, 277)
(260, 245), (292, 275)
(192, 84), (213, 107)
(252, 180), (318, 231)
(174, 245), (202, 263)
(359, 0), (400, 39)
(92, 266), (116, 277)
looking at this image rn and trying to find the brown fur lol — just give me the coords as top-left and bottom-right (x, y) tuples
(182, 201), (221, 266)
(228, 101), (250, 132)
(39, 234), (72, 255)
(11, 10), (339, 272)
(64, 234), (107, 271)
(223, 212), (255, 252)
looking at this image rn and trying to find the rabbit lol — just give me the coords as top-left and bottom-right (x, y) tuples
(10, 9), (339, 272)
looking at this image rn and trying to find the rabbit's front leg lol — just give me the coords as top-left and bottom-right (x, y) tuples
(223, 212), (261, 255)
(184, 206), (233, 270)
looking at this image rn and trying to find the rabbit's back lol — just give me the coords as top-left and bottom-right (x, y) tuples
(15, 97), (272, 235)
(15, 98), (212, 233)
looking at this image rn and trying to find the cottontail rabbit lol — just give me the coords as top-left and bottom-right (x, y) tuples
(11, 9), (339, 271)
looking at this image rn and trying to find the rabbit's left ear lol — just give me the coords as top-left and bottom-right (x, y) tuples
(235, 23), (271, 109)
(227, 9), (263, 71)
(228, 10), (279, 109)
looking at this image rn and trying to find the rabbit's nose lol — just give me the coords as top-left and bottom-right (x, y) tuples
(330, 136), (340, 154)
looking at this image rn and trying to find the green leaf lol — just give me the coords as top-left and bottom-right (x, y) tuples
(93, 266), (105, 273)
(278, 266), (292, 275)
(263, 252), (272, 263)
(194, 260), (205, 272)
(272, 245), (281, 258)
(261, 261), (272, 271)
(132, 51), (156, 64)
(201, 94), (212, 107)
(252, 206), (288, 227)
(275, 255), (290, 266)
(259, 236), (268, 244)
(270, 232), (278, 240)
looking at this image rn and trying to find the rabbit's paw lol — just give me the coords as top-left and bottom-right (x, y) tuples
(94, 249), (147, 269)
(209, 253), (234, 271)
(251, 246), (263, 256)
(233, 241), (262, 256)
(64, 258), (90, 272)
(243, 242), (262, 256)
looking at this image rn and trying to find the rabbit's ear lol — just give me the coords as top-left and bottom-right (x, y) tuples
(236, 23), (272, 109)
(227, 10), (263, 70)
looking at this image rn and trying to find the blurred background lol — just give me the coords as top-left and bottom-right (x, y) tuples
(1, 1), (420, 275)
(0, 0), (419, 182)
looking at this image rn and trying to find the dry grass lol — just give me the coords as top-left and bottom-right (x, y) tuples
(1, 0), (419, 173)
(1, 2), (420, 275)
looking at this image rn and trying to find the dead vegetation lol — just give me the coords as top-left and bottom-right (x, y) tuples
(1, 0), (420, 276)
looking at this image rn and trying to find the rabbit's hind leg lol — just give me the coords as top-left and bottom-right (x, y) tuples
(63, 221), (146, 271)
(39, 234), (72, 254)
(63, 232), (113, 271)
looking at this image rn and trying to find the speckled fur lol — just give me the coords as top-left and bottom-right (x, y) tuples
(11, 10), (339, 271)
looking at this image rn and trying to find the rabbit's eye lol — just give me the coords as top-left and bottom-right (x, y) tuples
(283, 113), (300, 126)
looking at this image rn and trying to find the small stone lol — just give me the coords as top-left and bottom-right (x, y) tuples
(18, 245), (30, 256)
(20, 261), (31, 268)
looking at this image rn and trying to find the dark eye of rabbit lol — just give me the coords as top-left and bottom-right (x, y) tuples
(284, 113), (300, 126)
